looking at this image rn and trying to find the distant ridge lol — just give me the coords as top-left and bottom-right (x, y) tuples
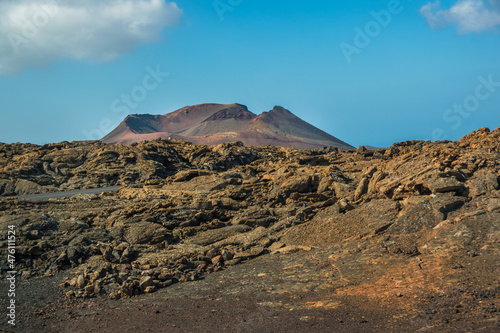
(102, 103), (354, 150)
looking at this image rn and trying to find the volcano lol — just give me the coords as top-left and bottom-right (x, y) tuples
(101, 103), (353, 150)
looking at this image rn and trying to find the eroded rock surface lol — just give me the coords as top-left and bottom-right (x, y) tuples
(0, 127), (499, 330)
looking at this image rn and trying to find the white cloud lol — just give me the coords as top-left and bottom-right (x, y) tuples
(420, 0), (500, 34)
(0, 0), (182, 75)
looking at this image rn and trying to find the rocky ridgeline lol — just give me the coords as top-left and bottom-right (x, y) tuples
(0, 139), (269, 196)
(0, 128), (499, 304)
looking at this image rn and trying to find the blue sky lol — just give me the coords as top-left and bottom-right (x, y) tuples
(0, 0), (499, 147)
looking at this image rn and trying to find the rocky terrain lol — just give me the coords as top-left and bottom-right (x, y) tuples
(0, 127), (499, 332)
(101, 103), (354, 150)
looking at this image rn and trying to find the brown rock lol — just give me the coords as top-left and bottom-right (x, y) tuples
(422, 176), (465, 193)
(211, 255), (224, 265)
(186, 225), (252, 246)
(124, 222), (170, 244)
(268, 241), (286, 252)
(317, 177), (333, 194)
(272, 245), (312, 254)
(0, 180), (15, 196)
(234, 246), (266, 260)
(139, 276), (154, 291)
(339, 199), (354, 212)
(144, 286), (156, 293)
(368, 171), (387, 194)
(389, 198), (445, 234)
(84, 284), (94, 294)
(231, 207), (277, 227)
(486, 198), (500, 212)
(354, 177), (369, 201)
(76, 275), (86, 289)
(15, 179), (46, 195)
(467, 170), (499, 197)
(173, 170), (212, 182)
(280, 176), (311, 193)
(356, 146), (367, 153)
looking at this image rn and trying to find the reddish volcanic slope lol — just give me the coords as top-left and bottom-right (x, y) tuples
(101, 103), (354, 150)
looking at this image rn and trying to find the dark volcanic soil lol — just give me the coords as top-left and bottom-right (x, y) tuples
(2, 251), (498, 333)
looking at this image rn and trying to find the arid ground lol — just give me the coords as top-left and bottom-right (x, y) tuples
(1, 127), (499, 332)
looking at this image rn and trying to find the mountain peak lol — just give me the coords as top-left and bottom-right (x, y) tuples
(204, 105), (256, 121)
(102, 103), (353, 150)
(269, 105), (293, 115)
(226, 103), (249, 110)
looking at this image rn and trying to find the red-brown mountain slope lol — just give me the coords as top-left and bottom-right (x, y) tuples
(101, 103), (353, 150)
